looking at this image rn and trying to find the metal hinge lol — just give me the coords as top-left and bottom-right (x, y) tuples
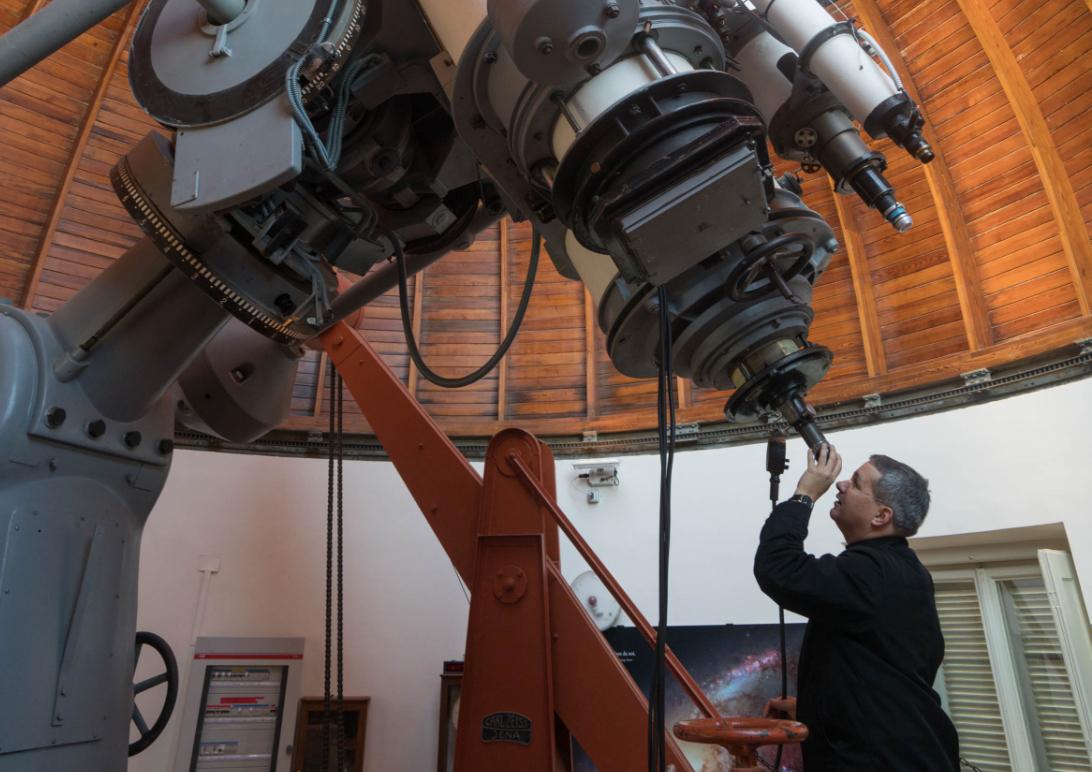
(582, 430), (598, 443)
(1077, 338), (1092, 356)
(961, 368), (992, 387)
(862, 393), (882, 409)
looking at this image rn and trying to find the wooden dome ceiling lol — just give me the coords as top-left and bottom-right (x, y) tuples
(1, 0), (1090, 445)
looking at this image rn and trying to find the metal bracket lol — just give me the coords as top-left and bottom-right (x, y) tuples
(798, 20), (855, 73)
(1077, 338), (1092, 356)
(581, 430), (598, 443)
(862, 393), (882, 409)
(573, 460), (620, 487)
(199, 0), (263, 59)
(961, 368), (992, 387)
(210, 25), (232, 58)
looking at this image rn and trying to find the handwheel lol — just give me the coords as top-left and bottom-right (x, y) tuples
(673, 716), (808, 772)
(129, 631), (179, 756)
(727, 233), (814, 303)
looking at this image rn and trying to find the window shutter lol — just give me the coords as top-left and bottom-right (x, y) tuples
(1001, 575), (1092, 771)
(935, 580), (1013, 771)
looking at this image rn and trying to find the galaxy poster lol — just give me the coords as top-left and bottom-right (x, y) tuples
(571, 623), (806, 772)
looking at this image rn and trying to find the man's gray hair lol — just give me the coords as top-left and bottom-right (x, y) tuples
(869, 455), (931, 536)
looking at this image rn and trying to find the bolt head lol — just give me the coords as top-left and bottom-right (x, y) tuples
(536, 36), (554, 54)
(86, 419), (106, 439)
(123, 431), (142, 449)
(45, 406), (66, 429)
(605, 2), (621, 18)
(158, 439), (175, 456)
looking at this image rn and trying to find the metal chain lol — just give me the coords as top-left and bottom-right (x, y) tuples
(323, 361), (335, 770)
(335, 371), (346, 771)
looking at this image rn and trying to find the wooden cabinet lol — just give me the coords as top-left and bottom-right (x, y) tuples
(436, 673), (461, 772)
(289, 697), (369, 772)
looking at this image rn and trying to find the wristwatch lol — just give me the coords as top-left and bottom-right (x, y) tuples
(788, 494), (814, 509)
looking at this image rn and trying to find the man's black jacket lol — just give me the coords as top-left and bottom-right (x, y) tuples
(753, 500), (960, 771)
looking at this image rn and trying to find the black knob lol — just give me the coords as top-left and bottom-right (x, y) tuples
(86, 419), (106, 439)
(124, 431), (143, 449)
(45, 406), (66, 429)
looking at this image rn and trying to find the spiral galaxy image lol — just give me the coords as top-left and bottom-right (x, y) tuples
(572, 624), (807, 772)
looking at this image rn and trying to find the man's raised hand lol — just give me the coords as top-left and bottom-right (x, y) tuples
(794, 444), (842, 500)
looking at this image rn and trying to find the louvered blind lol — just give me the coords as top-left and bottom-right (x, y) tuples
(1001, 578), (1092, 772)
(935, 581), (1013, 771)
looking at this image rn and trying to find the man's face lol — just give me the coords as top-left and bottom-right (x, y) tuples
(831, 462), (888, 542)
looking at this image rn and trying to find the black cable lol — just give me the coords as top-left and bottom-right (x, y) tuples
(765, 438), (788, 772)
(664, 288), (677, 772)
(648, 285), (675, 772)
(773, 599), (787, 771)
(395, 229), (540, 388)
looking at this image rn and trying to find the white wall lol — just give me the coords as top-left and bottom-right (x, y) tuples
(131, 376), (1092, 771)
(131, 455), (475, 772)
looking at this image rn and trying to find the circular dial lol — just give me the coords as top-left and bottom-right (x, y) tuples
(570, 570), (622, 632)
(130, 0), (365, 127)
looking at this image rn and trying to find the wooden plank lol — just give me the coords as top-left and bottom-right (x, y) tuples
(22, 0), (47, 19)
(954, 0), (1092, 315)
(312, 352), (328, 418)
(20, 0), (143, 309)
(829, 182), (887, 376)
(676, 377), (690, 411)
(853, 0), (993, 351)
(497, 218), (509, 421)
(407, 270), (425, 398)
(584, 289), (597, 418)
(282, 314), (1092, 441)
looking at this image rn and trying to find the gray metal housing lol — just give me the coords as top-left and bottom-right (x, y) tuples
(0, 233), (252, 770)
(0, 305), (174, 771)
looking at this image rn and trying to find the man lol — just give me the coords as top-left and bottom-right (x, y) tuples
(753, 445), (960, 771)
